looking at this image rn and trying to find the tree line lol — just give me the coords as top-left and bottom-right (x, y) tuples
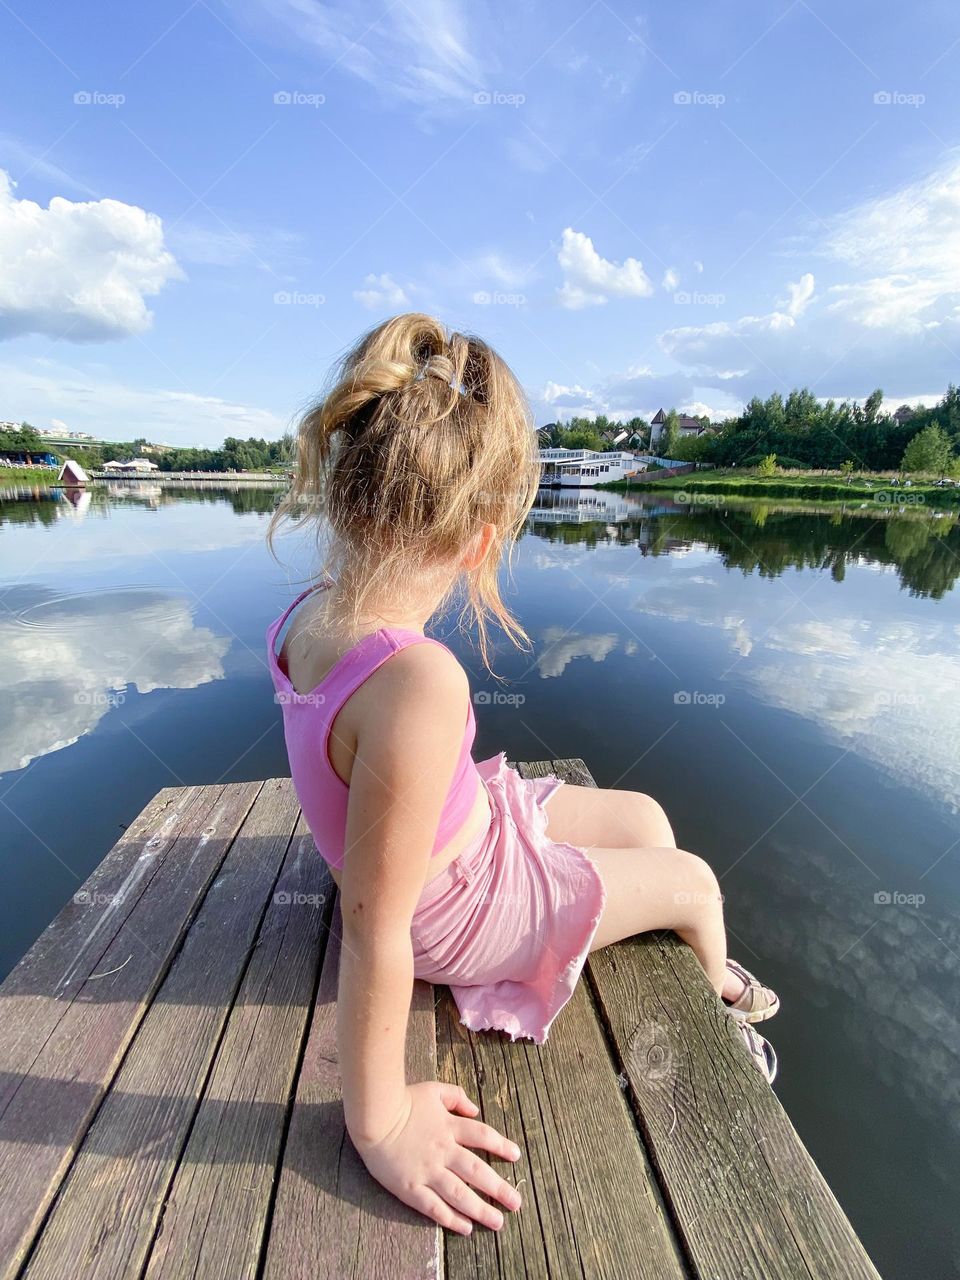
(546, 385), (960, 475)
(0, 424), (296, 474)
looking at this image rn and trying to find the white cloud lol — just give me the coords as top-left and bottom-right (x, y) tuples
(662, 267), (680, 292)
(780, 271), (815, 317)
(167, 222), (301, 269)
(0, 586), (229, 772)
(353, 272), (410, 310)
(659, 273), (814, 370)
(819, 155), (960, 331)
(0, 171), (182, 342)
(536, 367), (741, 424)
(234, 0), (483, 106)
(557, 227), (654, 309)
(0, 358), (285, 447)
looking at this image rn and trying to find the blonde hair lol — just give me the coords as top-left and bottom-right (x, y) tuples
(268, 313), (541, 667)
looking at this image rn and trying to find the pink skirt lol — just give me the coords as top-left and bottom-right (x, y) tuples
(410, 752), (606, 1044)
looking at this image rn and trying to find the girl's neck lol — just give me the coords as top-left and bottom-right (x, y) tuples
(321, 575), (453, 639)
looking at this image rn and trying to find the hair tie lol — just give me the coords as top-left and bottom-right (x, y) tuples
(417, 353), (468, 397)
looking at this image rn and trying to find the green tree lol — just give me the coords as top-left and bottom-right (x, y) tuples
(658, 409), (680, 458)
(757, 453), (778, 477)
(902, 423), (952, 476)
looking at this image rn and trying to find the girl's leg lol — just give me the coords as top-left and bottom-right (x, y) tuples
(541, 786), (737, 1000)
(585, 844), (728, 994)
(541, 782), (677, 850)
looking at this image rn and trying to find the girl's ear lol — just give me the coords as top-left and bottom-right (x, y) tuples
(462, 522), (498, 571)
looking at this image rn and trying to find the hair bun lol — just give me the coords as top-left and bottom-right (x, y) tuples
(420, 352), (456, 386)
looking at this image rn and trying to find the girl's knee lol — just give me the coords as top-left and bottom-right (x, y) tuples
(673, 850), (722, 923)
(628, 792), (675, 848)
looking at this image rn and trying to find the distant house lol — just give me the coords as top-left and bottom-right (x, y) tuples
(57, 459), (88, 487)
(894, 405), (916, 425)
(649, 408), (707, 448)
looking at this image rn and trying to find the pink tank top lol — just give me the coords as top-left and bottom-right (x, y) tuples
(266, 582), (481, 870)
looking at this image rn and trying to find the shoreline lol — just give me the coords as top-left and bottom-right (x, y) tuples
(603, 471), (960, 509)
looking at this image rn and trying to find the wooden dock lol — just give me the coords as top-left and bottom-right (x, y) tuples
(0, 763), (880, 1279)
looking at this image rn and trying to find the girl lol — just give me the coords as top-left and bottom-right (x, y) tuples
(266, 313), (779, 1238)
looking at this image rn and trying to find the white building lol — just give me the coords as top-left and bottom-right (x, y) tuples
(539, 447), (644, 487)
(103, 458), (160, 474)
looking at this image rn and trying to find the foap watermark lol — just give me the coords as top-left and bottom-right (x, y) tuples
(673, 490), (723, 507)
(274, 90), (325, 107)
(74, 889), (125, 907)
(474, 690), (525, 707)
(273, 290), (325, 307)
(873, 90), (924, 108)
(275, 689), (327, 707)
(274, 890), (327, 907)
(473, 89), (526, 107)
(873, 890), (925, 907)
(75, 689), (125, 708)
(874, 490), (926, 506)
(874, 690), (925, 708)
(673, 290), (725, 307)
(674, 690), (726, 707)
(74, 90), (125, 108)
(674, 89), (725, 108)
(473, 290), (526, 308)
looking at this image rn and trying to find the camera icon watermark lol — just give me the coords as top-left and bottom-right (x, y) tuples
(273, 290), (325, 307)
(274, 689), (326, 707)
(74, 889), (126, 907)
(473, 690), (525, 707)
(74, 689), (126, 708)
(673, 491), (722, 507)
(472, 290), (526, 307)
(274, 90), (325, 107)
(873, 490), (926, 506)
(274, 890), (327, 906)
(873, 890), (925, 907)
(674, 690), (726, 707)
(873, 90), (924, 108)
(673, 90), (725, 108)
(74, 90), (125, 108)
(673, 290), (725, 307)
(473, 89), (526, 107)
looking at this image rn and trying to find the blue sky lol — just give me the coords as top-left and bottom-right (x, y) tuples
(2, 0), (960, 445)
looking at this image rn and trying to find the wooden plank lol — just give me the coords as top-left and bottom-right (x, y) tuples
(0, 784), (208, 1088)
(437, 982), (687, 1280)
(23, 779), (301, 1280)
(531, 759), (881, 1280)
(0, 781), (262, 1280)
(143, 814), (335, 1280)
(262, 902), (441, 1280)
(588, 936), (881, 1280)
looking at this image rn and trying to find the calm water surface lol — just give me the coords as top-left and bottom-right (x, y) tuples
(1, 481), (958, 1279)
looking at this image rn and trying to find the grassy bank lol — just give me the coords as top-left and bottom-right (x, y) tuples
(606, 470), (960, 509)
(0, 468), (60, 487)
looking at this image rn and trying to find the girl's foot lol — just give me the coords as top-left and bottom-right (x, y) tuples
(722, 959), (780, 1024)
(736, 1022), (778, 1084)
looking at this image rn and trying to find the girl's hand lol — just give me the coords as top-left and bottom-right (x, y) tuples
(352, 1081), (523, 1234)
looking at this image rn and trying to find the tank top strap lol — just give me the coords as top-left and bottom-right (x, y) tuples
(318, 627), (465, 729)
(266, 578), (334, 655)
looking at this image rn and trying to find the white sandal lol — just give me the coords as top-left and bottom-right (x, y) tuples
(723, 959), (780, 1024)
(736, 1021), (778, 1084)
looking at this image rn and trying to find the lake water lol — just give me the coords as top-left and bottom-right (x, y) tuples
(1, 480), (958, 1278)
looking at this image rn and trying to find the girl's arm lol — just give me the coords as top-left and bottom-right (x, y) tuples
(336, 643), (522, 1235)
